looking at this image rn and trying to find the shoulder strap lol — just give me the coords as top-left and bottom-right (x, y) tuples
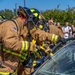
(0, 44), (4, 61)
(0, 20), (19, 62)
(11, 20), (18, 31)
(0, 20), (19, 61)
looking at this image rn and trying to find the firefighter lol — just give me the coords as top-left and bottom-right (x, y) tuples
(20, 7), (65, 49)
(18, 7), (66, 71)
(29, 8), (64, 38)
(21, 8), (58, 46)
(27, 8), (65, 70)
(48, 23), (64, 38)
(28, 8), (65, 44)
(0, 6), (37, 75)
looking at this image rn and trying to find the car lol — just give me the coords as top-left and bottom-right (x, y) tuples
(32, 38), (75, 75)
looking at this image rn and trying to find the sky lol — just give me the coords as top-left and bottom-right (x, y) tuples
(0, 0), (75, 11)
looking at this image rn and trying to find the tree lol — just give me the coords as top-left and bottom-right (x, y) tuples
(41, 6), (75, 26)
(0, 9), (14, 20)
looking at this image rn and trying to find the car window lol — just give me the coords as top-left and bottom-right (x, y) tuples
(33, 41), (75, 75)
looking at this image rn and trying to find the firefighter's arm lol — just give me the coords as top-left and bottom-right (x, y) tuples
(2, 25), (36, 52)
(32, 29), (58, 44)
(45, 32), (58, 44)
(31, 28), (65, 45)
(46, 32), (66, 44)
(31, 29), (46, 42)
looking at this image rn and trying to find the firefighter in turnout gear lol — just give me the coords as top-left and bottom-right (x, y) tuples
(22, 7), (59, 47)
(26, 8), (65, 70)
(0, 6), (36, 75)
(28, 8), (65, 45)
(48, 24), (64, 38)
(20, 8), (59, 71)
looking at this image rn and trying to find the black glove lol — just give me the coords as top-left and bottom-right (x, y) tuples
(58, 36), (66, 44)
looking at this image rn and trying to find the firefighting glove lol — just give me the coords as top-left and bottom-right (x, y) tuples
(57, 36), (66, 44)
(30, 42), (36, 52)
(39, 32), (46, 42)
(32, 29), (46, 42)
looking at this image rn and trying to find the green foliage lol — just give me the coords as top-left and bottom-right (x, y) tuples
(0, 9), (14, 20)
(42, 7), (75, 26)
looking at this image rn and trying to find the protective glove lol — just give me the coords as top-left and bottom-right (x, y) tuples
(57, 36), (66, 44)
(39, 32), (46, 42)
(30, 42), (36, 52)
(31, 29), (46, 42)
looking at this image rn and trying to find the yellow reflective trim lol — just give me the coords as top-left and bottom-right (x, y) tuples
(51, 34), (58, 44)
(25, 41), (29, 51)
(50, 52), (53, 56)
(21, 41), (29, 51)
(33, 13), (38, 17)
(39, 25), (43, 29)
(0, 72), (10, 75)
(39, 15), (41, 19)
(30, 9), (35, 12)
(40, 46), (45, 50)
(21, 41), (25, 51)
(32, 39), (36, 44)
(53, 35), (56, 42)
(51, 34), (55, 42)
(32, 60), (37, 67)
(3, 48), (27, 60)
(54, 35), (58, 44)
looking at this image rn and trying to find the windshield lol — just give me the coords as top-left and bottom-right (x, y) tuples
(33, 41), (75, 75)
